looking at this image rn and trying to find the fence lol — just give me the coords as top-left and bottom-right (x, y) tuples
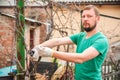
(102, 58), (120, 80)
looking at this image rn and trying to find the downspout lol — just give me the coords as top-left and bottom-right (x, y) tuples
(80, 10), (84, 32)
(16, 0), (26, 80)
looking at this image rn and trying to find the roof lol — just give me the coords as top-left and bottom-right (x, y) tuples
(0, 0), (48, 6)
(53, 0), (120, 4)
(0, 0), (119, 6)
(54, 0), (119, 2)
(0, 12), (50, 26)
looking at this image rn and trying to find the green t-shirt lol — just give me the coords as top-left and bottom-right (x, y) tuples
(70, 32), (109, 80)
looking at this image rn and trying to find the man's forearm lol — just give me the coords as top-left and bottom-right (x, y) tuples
(40, 37), (73, 48)
(40, 38), (60, 48)
(52, 51), (83, 63)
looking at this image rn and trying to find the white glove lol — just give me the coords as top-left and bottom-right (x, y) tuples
(29, 45), (54, 60)
(29, 47), (40, 61)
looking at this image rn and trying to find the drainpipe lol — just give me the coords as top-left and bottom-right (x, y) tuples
(80, 10), (84, 32)
(16, 0), (25, 80)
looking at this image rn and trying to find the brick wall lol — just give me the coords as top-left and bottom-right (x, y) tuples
(0, 15), (16, 68)
(0, 7), (48, 68)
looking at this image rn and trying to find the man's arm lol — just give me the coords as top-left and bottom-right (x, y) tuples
(29, 37), (73, 60)
(30, 44), (99, 63)
(30, 37), (99, 63)
(52, 46), (99, 63)
(40, 37), (74, 48)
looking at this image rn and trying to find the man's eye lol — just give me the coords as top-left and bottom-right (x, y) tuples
(82, 15), (92, 18)
(82, 16), (85, 18)
(87, 15), (92, 18)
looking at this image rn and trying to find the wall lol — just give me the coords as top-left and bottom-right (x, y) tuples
(52, 4), (120, 63)
(0, 7), (49, 68)
(0, 14), (15, 68)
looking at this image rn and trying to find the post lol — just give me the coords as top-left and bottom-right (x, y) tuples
(80, 10), (84, 32)
(16, 0), (26, 80)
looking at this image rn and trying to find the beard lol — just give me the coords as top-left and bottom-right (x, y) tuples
(83, 22), (97, 32)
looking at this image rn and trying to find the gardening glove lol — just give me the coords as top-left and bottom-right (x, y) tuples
(29, 45), (54, 60)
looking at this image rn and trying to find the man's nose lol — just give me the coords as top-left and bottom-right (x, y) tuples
(84, 16), (88, 20)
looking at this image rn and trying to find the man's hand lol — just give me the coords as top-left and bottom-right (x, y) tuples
(29, 45), (54, 60)
(29, 47), (40, 61)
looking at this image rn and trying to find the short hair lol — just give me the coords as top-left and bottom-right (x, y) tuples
(81, 5), (100, 16)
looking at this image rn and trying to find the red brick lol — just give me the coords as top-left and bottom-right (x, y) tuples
(0, 31), (6, 36)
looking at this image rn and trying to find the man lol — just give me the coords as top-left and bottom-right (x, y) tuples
(30, 5), (109, 80)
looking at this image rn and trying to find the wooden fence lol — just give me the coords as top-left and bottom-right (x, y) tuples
(102, 58), (120, 80)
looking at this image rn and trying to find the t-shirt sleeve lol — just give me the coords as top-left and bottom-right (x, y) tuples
(91, 38), (109, 55)
(69, 33), (80, 45)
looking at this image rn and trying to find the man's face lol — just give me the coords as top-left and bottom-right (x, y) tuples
(82, 9), (99, 32)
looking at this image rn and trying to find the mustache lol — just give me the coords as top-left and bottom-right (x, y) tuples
(83, 22), (90, 27)
(83, 22), (89, 25)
